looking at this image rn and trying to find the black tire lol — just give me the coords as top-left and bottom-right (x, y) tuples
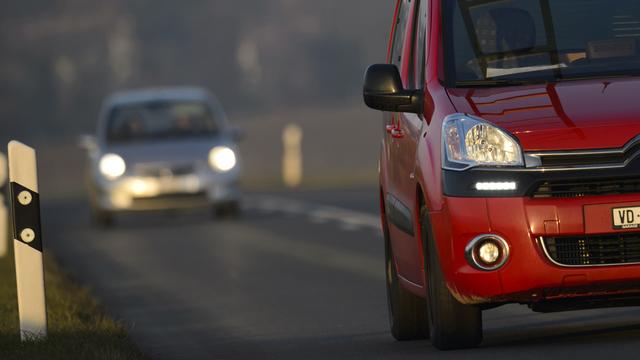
(421, 206), (482, 350)
(384, 216), (429, 341)
(213, 201), (241, 219)
(92, 207), (114, 228)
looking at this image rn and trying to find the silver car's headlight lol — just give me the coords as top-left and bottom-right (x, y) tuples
(99, 153), (126, 179)
(442, 114), (523, 170)
(209, 146), (237, 172)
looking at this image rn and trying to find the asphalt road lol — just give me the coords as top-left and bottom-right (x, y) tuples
(42, 187), (640, 360)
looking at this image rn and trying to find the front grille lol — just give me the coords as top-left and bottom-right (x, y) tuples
(532, 176), (640, 198)
(537, 142), (640, 168)
(135, 164), (195, 177)
(132, 192), (205, 201)
(131, 192), (208, 210)
(543, 233), (640, 266)
(168, 165), (196, 176)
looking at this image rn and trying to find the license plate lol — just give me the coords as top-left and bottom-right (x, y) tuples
(159, 175), (201, 193)
(612, 206), (640, 229)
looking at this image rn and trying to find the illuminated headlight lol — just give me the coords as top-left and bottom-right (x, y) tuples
(443, 114), (523, 170)
(99, 153), (126, 180)
(209, 146), (237, 172)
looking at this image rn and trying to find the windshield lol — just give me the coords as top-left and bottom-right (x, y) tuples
(106, 101), (219, 144)
(445, 0), (640, 86)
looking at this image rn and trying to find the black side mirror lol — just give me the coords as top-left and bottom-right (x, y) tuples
(363, 64), (423, 114)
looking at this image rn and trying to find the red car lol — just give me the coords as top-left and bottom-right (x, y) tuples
(364, 0), (640, 350)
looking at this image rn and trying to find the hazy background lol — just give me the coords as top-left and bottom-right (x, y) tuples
(1, 1), (393, 196)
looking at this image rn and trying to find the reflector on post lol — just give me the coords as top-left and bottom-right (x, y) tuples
(282, 124), (303, 188)
(8, 141), (47, 341)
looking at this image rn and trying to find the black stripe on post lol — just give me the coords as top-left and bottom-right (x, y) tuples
(10, 182), (42, 252)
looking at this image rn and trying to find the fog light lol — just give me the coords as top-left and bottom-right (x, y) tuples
(478, 242), (500, 264)
(475, 182), (517, 191)
(131, 179), (148, 196)
(111, 192), (132, 209)
(465, 235), (510, 271)
(129, 178), (159, 197)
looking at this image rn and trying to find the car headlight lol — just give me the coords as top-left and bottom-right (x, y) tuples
(209, 146), (237, 172)
(442, 114), (523, 170)
(99, 153), (126, 180)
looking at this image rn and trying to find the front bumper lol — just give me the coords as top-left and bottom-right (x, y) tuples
(435, 194), (640, 306)
(92, 171), (240, 212)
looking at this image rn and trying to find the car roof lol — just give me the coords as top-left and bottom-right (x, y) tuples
(103, 87), (214, 108)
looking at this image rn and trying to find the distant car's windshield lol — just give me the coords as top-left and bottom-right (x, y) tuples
(106, 101), (219, 144)
(445, 0), (640, 86)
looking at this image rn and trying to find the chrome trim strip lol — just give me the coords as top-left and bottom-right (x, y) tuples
(465, 147), (640, 172)
(446, 150), (640, 172)
(527, 134), (640, 158)
(539, 236), (640, 268)
(475, 159), (634, 172)
(519, 135), (640, 171)
(524, 154), (542, 168)
(465, 234), (510, 271)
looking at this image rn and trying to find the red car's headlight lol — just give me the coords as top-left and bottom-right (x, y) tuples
(442, 114), (524, 170)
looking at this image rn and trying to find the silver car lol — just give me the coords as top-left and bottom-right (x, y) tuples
(82, 87), (242, 226)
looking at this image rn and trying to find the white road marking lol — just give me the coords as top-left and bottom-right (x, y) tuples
(244, 195), (381, 235)
(339, 222), (363, 232)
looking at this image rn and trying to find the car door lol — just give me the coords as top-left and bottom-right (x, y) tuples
(383, 0), (411, 194)
(396, 0), (428, 211)
(395, 0), (429, 285)
(386, 0), (424, 285)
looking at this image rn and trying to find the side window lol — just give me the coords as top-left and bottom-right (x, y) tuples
(391, 0), (411, 68)
(413, 0), (428, 88)
(405, 0), (428, 89)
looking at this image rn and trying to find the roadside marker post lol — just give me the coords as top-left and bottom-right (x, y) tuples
(8, 141), (47, 340)
(282, 124), (303, 188)
(0, 151), (7, 257)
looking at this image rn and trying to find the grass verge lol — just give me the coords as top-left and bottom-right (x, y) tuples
(0, 243), (146, 360)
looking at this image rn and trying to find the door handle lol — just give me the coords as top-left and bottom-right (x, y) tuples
(390, 128), (405, 139)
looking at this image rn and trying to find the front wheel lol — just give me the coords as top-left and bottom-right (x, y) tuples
(422, 206), (482, 350)
(91, 206), (115, 228)
(384, 216), (429, 341)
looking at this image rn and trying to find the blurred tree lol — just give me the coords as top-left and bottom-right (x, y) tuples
(0, 0), (391, 140)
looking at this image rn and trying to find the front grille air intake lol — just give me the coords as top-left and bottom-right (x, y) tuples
(532, 176), (640, 198)
(533, 138), (640, 168)
(543, 233), (640, 266)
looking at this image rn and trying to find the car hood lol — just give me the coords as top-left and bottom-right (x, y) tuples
(103, 138), (228, 165)
(447, 78), (640, 151)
